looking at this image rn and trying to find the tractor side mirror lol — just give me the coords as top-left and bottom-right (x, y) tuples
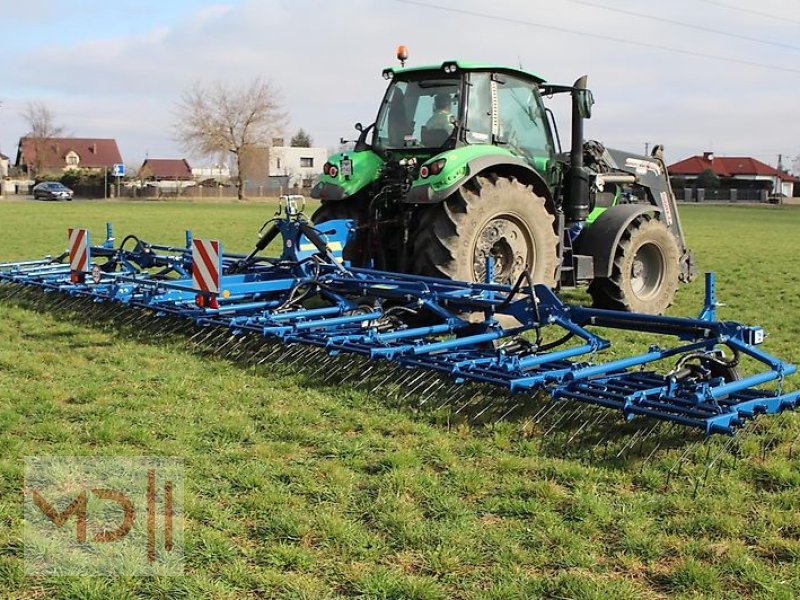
(354, 122), (364, 132)
(577, 89), (594, 119)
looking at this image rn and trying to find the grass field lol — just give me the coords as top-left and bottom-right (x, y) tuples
(0, 199), (799, 599)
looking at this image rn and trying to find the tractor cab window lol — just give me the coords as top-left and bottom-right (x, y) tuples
(495, 75), (551, 160)
(374, 76), (461, 150)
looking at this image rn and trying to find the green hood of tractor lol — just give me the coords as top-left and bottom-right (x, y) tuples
(314, 144), (554, 204)
(313, 150), (384, 200)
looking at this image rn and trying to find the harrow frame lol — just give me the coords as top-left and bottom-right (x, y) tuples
(1, 202), (797, 436)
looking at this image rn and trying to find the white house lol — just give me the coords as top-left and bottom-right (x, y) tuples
(192, 164), (231, 181)
(269, 146), (328, 187)
(0, 153), (9, 197)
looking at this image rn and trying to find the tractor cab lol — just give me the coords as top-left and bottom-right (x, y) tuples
(371, 62), (558, 185)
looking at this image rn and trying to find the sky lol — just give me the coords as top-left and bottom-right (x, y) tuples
(1, 0), (798, 171)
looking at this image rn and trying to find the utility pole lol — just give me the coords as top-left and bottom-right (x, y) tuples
(644, 142), (650, 156)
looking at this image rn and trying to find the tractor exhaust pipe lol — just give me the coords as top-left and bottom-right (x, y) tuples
(566, 75), (593, 224)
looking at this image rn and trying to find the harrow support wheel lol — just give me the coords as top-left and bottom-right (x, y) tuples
(411, 176), (558, 286)
(589, 215), (680, 314)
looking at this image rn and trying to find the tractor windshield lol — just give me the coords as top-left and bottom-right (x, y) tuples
(373, 74), (461, 151)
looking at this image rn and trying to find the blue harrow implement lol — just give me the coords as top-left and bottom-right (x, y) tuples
(1, 197), (798, 436)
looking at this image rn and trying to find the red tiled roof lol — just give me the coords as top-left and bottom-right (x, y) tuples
(16, 137), (122, 169)
(141, 158), (193, 180)
(668, 153), (797, 182)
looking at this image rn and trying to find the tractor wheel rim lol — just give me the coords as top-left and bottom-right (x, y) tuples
(630, 243), (664, 299)
(472, 214), (533, 284)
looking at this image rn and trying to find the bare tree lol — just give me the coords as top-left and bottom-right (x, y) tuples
(22, 101), (65, 177)
(175, 78), (286, 200)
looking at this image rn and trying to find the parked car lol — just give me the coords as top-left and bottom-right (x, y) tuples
(33, 181), (74, 201)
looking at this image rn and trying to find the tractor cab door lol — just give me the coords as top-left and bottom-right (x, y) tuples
(492, 74), (557, 185)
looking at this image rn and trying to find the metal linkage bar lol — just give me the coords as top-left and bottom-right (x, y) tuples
(1, 211), (798, 436)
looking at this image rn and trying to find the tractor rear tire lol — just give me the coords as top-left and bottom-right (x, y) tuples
(311, 201), (365, 265)
(411, 176), (558, 286)
(588, 215), (680, 314)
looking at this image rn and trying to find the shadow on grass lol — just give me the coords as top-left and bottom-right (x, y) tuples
(1, 282), (745, 478)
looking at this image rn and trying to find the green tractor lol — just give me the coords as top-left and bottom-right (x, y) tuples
(311, 59), (695, 313)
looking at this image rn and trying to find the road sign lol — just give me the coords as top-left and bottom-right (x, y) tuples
(112, 163), (125, 177)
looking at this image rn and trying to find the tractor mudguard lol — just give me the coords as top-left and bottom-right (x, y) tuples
(405, 147), (552, 206)
(311, 150), (384, 202)
(575, 203), (661, 278)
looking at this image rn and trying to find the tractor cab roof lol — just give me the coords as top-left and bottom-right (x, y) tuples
(382, 60), (546, 85)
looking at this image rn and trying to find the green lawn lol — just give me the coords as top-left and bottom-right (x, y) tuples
(0, 199), (798, 599)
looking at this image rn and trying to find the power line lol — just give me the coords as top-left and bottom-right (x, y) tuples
(566, 0), (800, 51)
(697, 0), (800, 27)
(392, 0), (800, 75)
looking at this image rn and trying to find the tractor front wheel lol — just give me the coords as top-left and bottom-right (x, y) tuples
(411, 176), (558, 286)
(588, 215), (680, 314)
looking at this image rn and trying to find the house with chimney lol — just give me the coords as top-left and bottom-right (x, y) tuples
(668, 151), (797, 202)
(15, 137), (123, 177)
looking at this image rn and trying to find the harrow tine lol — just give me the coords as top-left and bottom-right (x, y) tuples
(695, 434), (738, 495)
(591, 412), (627, 453)
(188, 327), (214, 345)
(223, 337), (250, 360)
(539, 400), (576, 435)
(401, 371), (441, 402)
(386, 368), (421, 396)
(368, 365), (405, 395)
(564, 406), (607, 446)
(217, 333), (241, 354)
(307, 353), (340, 378)
(0, 284), (24, 301)
(320, 355), (359, 383)
(418, 379), (450, 406)
(665, 438), (704, 489)
(339, 359), (379, 386)
(495, 399), (522, 423)
(630, 421), (664, 460)
(422, 377), (456, 406)
(256, 343), (290, 365)
(542, 403), (588, 438)
(615, 420), (661, 460)
(529, 394), (562, 426)
(642, 421), (681, 466)
(270, 344), (301, 364)
(436, 383), (467, 410)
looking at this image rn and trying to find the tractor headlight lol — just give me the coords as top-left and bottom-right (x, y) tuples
(323, 162), (338, 178)
(420, 159), (446, 179)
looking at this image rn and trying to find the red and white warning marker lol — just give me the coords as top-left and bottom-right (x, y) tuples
(192, 239), (222, 295)
(68, 227), (90, 283)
